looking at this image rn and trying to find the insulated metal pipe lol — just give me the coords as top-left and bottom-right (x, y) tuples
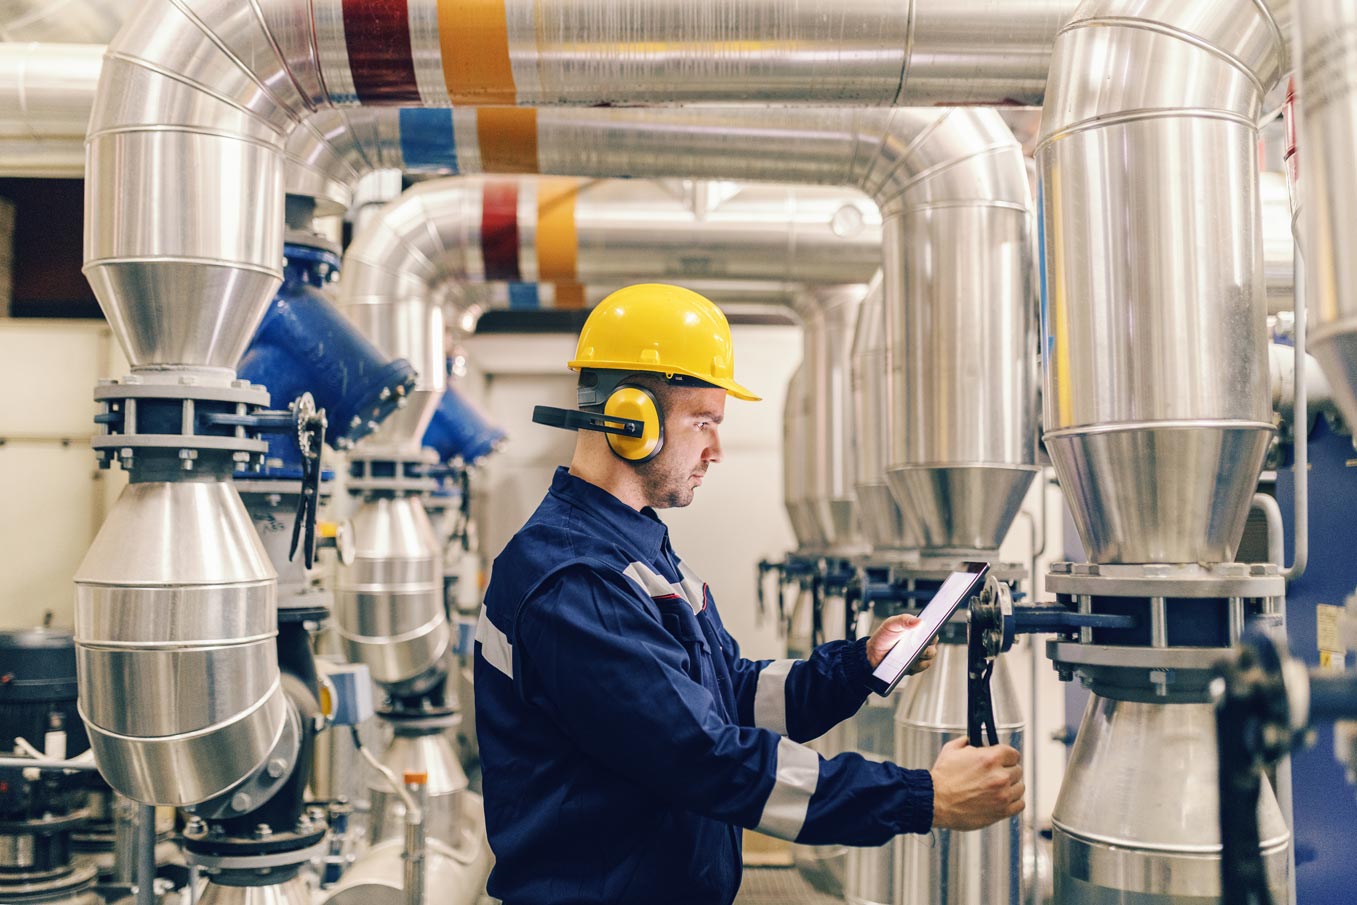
(1037, 0), (1291, 565)
(0, 0), (134, 42)
(340, 177), (882, 307)
(850, 272), (919, 553)
(0, 41), (100, 176)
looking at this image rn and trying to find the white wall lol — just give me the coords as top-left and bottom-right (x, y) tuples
(0, 319), (128, 630)
(465, 324), (801, 660)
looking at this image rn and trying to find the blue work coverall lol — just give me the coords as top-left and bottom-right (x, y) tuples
(474, 467), (933, 904)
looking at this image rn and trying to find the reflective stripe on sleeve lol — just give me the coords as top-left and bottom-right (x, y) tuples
(753, 659), (797, 735)
(755, 737), (820, 841)
(476, 605), (514, 678)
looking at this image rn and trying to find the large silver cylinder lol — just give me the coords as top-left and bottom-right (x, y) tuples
(804, 284), (868, 552)
(368, 730), (470, 847)
(1037, 0), (1288, 565)
(1295, 1), (1357, 433)
(334, 496), (450, 693)
(851, 272), (918, 553)
(894, 636), (1024, 905)
(883, 204), (1038, 553)
(1052, 696), (1290, 903)
(73, 480), (288, 807)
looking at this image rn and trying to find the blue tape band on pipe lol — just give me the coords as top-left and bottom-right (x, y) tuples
(399, 108), (459, 173)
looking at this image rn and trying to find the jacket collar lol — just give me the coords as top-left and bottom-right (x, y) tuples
(549, 466), (669, 559)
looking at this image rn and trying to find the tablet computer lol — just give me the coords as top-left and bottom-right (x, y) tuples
(867, 561), (990, 697)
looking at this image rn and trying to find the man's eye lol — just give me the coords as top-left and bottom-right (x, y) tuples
(696, 422), (709, 430)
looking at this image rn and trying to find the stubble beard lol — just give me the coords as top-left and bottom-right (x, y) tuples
(638, 456), (700, 509)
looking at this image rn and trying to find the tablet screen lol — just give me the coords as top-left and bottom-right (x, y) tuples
(867, 563), (989, 697)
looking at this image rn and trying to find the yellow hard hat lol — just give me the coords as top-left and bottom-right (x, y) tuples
(568, 284), (761, 401)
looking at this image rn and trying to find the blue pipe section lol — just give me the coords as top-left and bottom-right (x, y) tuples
(238, 240), (417, 475)
(422, 377), (506, 466)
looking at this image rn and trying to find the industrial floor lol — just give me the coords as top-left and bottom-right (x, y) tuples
(735, 868), (842, 904)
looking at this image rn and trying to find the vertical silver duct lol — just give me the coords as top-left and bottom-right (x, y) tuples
(782, 364), (825, 551)
(880, 122), (1038, 555)
(850, 272), (919, 554)
(1038, 0), (1288, 565)
(800, 283), (870, 554)
(334, 192), (451, 695)
(1296, 2), (1357, 429)
(1038, 2), (1293, 902)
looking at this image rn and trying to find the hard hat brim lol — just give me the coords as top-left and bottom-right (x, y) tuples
(568, 360), (761, 402)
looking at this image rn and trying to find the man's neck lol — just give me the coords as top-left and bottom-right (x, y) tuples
(568, 450), (648, 511)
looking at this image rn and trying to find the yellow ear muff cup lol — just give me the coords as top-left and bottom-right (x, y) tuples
(604, 386), (663, 462)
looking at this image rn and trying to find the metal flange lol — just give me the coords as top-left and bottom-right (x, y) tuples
(1047, 561), (1284, 599)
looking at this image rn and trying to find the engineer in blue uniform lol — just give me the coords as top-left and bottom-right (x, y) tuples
(475, 284), (1025, 905)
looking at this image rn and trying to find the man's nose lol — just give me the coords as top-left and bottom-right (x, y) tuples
(704, 428), (723, 463)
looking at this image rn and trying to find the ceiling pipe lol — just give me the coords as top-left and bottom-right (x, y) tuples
(1037, 0), (1291, 566)
(339, 177), (882, 311)
(0, 41), (100, 176)
(0, 0), (134, 43)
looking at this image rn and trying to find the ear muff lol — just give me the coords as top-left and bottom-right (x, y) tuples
(603, 385), (663, 463)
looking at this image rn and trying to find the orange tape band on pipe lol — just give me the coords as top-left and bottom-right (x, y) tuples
(536, 177), (579, 283)
(477, 107), (539, 174)
(437, 0), (517, 105)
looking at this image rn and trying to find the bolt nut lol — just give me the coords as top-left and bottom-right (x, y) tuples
(254, 823), (273, 838)
(266, 757), (287, 779)
(230, 792), (252, 812)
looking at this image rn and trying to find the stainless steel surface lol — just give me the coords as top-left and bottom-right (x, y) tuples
(322, 792), (491, 905)
(1294, 3), (1357, 463)
(895, 639), (1024, 905)
(198, 875), (312, 905)
(844, 608), (907, 905)
(368, 731), (469, 848)
(0, 0), (133, 42)
(783, 366), (826, 551)
(302, 0), (1075, 107)
(801, 284), (869, 552)
(1052, 696), (1290, 902)
(1262, 171), (1296, 315)
(876, 127), (1038, 554)
(1045, 424), (1275, 565)
(341, 297), (445, 454)
(134, 804), (154, 905)
(1037, 0), (1288, 564)
(73, 478), (290, 807)
(851, 272), (918, 553)
(334, 496), (450, 693)
(238, 483), (331, 611)
(342, 176), (882, 314)
(0, 42), (100, 177)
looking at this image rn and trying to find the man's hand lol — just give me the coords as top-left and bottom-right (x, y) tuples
(866, 613), (938, 676)
(929, 737), (1025, 831)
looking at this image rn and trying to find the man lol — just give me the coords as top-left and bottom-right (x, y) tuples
(475, 284), (1024, 905)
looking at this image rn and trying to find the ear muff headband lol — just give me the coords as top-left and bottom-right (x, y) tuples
(604, 385), (663, 463)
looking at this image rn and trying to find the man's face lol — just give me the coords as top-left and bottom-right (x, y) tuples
(636, 386), (726, 509)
